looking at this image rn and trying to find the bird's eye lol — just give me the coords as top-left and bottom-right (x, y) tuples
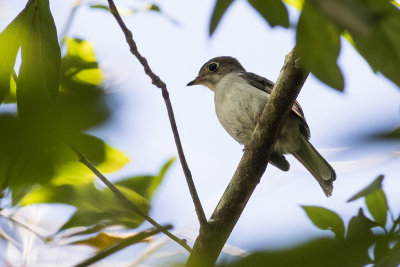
(208, 63), (218, 72)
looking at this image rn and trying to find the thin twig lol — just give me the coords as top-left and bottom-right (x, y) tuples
(0, 213), (46, 241)
(74, 225), (172, 267)
(69, 144), (191, 252)
(59, 0), (82, 43)
(105, 0), (208, 227)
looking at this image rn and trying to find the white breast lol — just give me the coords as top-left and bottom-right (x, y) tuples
(213, 72), (269, 145)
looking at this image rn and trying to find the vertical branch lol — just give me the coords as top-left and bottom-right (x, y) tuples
(186, 49), (309, 266)
(106, 0), (208, 227)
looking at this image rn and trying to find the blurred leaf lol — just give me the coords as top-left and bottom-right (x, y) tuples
(51, 134), (129, 186)
(374, 238), (390, 262)
(366, 189), (388, 227)
(309, 0), (374, 36)
(20, 182), (149, 231)
(147, 3), (161, 12)
(248, 0), (289, 28)
(296, 2), (344, 90)
(209, 0), (234, 36)
(0, 12), (24, 103)
(350, 0), (400, 87)
(347, 208), (376, 241)
(63, 38), (103, 86)
(376, 241), (400, 267)
(19, 159), (171, 232)
(0, 115), (54, 191)
(58, 224), (107, 239)
(376, 126), (400, 139)
(302, 206), (345, 238)
(72, 232), (148, 250)
(17, 0), (61, 117)
(3, 73), (17, 103)
(347, 175), (384, 202)
(74, 226), (169, 267)
(115, 158), (174, 200)
(283, 0), (304, 10)
(219, 238), (371, 267)
(89, 4), (110, 12)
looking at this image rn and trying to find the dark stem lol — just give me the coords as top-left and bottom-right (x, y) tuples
(74, 225), (172, 267)
(105, 0), (207, 227)
(69, 144), (191, 252)
(186, 49), (309, 266)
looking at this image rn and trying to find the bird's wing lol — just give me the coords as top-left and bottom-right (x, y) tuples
(242, 72), (310, 137)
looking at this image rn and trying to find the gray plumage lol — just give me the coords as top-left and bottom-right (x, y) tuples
(187, 56), (336, 196)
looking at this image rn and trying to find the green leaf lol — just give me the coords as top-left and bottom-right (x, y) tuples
(71, 232), (147, 250)
(382, 126), (400, 139)
(296, 2), (344, 90)
(89, 4), (110, 12)
(347, 175), (384, 202)
(17, 0), (61, 117)
(376, 242), (400, 267)
(283, 0), (304, 10)
(18, 158), (170, 232)
(302, 206), (345, 238)
(309, 0), (374, 36)
(248, 0), (289, 28)
(365, 189), (388, 227)
(350, 1), (400, 87)
(374, 238), (390, 262)
(115, 158), (174, 200)
(209, 0), (235, 36)
(0, 115), (55, 192)
(219, 238), (371, 267)
(147, 4), (161, 12)
(0, 12), (24, 103)
(50, 134), (129, 186)
(20, 182), (149, 231)
(63, 38), (103, 86)
(347, 208), (376, 240)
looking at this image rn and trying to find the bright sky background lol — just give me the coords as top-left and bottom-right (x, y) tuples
(1, 0), (400, 266)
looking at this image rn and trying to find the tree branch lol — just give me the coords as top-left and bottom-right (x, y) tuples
(186, 49), (309, 266)
(69, 144), (191, 252)
(74, 225), (172, 267)
(105, 0), (207, 228)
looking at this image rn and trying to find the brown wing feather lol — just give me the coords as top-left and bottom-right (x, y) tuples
(242, 72), (310, 137)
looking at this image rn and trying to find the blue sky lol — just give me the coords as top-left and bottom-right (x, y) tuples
(1, 0), (400, 265)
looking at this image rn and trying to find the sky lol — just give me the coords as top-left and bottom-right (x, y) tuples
(1, 0), (400, 266)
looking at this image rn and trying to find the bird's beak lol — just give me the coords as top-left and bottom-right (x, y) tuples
(187, 76), (202, 86)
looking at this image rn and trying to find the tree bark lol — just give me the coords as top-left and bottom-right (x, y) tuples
(186, 49), (309, 266)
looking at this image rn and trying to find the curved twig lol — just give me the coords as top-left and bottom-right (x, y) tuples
(105, 0), (207, 227)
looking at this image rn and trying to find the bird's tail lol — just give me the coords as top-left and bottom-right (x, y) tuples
(292, 136), (336, 197)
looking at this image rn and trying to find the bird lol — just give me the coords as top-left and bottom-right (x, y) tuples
(187, 56), (336, 196)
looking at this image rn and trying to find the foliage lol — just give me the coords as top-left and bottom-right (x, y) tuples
(0, 1), (174, 265)
(209, 0), (400, 90)
(220, 175), (400, 267)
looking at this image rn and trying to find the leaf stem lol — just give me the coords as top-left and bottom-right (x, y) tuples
(105, 0), (208, 227)
(69, 144), (191, 252)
